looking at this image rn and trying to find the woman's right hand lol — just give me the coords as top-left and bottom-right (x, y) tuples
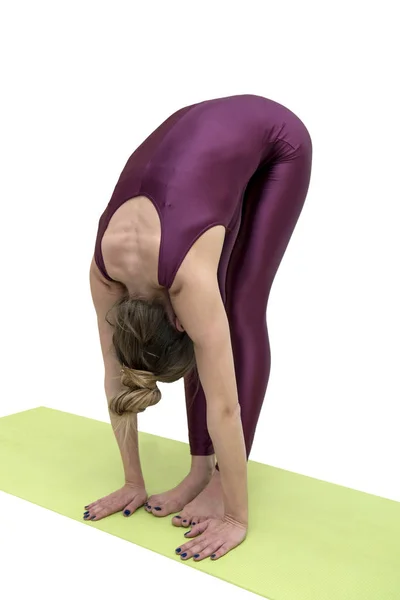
(83, 483), (148, 521)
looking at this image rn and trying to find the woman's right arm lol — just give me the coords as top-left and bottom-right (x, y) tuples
(89, 257), (146, 489)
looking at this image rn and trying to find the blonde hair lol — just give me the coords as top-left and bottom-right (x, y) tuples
(106, 292), (200, 447)
(112, 365), (161, 413)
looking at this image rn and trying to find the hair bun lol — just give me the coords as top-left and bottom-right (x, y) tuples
(120, 365), (157, 391)
(108, 366), (162, 415)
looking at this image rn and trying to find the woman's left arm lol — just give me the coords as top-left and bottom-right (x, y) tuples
(195, 340), (248, 525)
(170, 269), (248, 527)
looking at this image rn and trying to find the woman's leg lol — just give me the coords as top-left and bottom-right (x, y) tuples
(185, 135), (313, 461)
(223, 139), (313, 458)
(148, 132), (312, 521)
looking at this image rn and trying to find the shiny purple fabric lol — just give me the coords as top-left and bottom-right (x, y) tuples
(94, 94), (313, 458)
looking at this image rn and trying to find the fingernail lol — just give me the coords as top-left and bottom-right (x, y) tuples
(194, 554), (200, 558)
(84, 505), (89, 509)
(84, 511), (89, 515)
(181, 553), (187, 558)
(184, 530), (192, 536)
(211, 554), (216, 559)
(147, 505), (152, 509)
(124, 510), (131, 516)
(191, 521), (196, 525)
(90, 516), (96, 520)
(174, 515), (181, 519)
(83, 515), (89, 519)
(154, 507), (161, 511)
(183, 519), (187, 523)
(175, 547), (181, 553)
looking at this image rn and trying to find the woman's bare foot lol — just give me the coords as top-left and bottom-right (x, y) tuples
(171, 468), (224, 527)
(145, 455), (215, 518)
(83, 484), (147, 522)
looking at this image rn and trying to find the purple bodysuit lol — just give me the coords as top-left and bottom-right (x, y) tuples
(94, 94), (312, 458)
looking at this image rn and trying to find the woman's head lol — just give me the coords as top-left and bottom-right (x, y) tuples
(105, 291), (199, 444)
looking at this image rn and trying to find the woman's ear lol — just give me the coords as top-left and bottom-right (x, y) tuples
(175, 317), (185, 332)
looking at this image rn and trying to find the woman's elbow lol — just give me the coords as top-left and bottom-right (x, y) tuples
(207, 401), (241, 424)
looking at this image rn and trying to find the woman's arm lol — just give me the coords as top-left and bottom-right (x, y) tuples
(89, 257), (146, 489)
(169, 269), (248, 525)
(195, 341), (248, 525)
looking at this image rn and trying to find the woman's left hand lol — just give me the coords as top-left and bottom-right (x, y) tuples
(175, 516), (247, 561)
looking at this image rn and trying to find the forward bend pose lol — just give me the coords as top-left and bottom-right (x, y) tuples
(87, 94), (313, 561)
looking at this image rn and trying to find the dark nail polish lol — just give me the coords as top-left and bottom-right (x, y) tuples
(181, 553), (187, 558)
(154, 507), (161, 511)
(211, 554), (216, 558)
(90, 516), (96, 520)
(175, 547), (181, 553)
(124, 510), (131, 516)
(83, 515), (89, 519)
(194, 554), (200, 558)
(183, 519), (187, 523)
(84, 506), (89, 509)
(147, 505), (151, 509)
(191, 522), (196, 525)
(175, 515), (181, 519)
(84, 511), (89, 515)
(184, 530), (192, 536)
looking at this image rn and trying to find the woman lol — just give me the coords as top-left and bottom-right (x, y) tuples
(86, 94), (313, 561)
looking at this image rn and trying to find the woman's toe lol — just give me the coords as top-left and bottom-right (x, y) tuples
(146, 495), (159, 511)
(171, 514), (183, 526)
(181, 516), (193, 527)
(151, 504), (167, 517)
(172, 512), (192, 527)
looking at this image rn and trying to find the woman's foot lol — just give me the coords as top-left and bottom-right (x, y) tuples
(83, 484), (147, 521)
(171, 468), (224, 527)
(145, 455), (215, 518)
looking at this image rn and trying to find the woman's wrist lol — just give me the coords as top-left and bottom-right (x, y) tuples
(223, 511), (248, 529)
(124, 478), (146, 490)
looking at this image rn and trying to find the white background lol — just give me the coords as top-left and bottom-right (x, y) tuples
(1, 1), (399, 599)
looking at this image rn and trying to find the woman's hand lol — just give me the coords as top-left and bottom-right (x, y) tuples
(175, 516), (247, 561)
(83, 483), (147, 522)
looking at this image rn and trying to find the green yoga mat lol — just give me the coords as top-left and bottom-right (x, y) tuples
(0, 407), (399, 599)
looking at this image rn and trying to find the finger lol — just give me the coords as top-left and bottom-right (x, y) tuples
(210, 542), (232, 560)
(123, 495), (146, 517)
(183, 519), (210, 538)
(83, 502), (100, 519)
(194, 539), (224, 561)
(176, 533), (210, 558)
(85, 506), (108, 521)
(181, 536), (217, 560)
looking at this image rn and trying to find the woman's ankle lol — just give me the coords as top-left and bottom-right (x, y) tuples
(190, 454), (215, 479)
